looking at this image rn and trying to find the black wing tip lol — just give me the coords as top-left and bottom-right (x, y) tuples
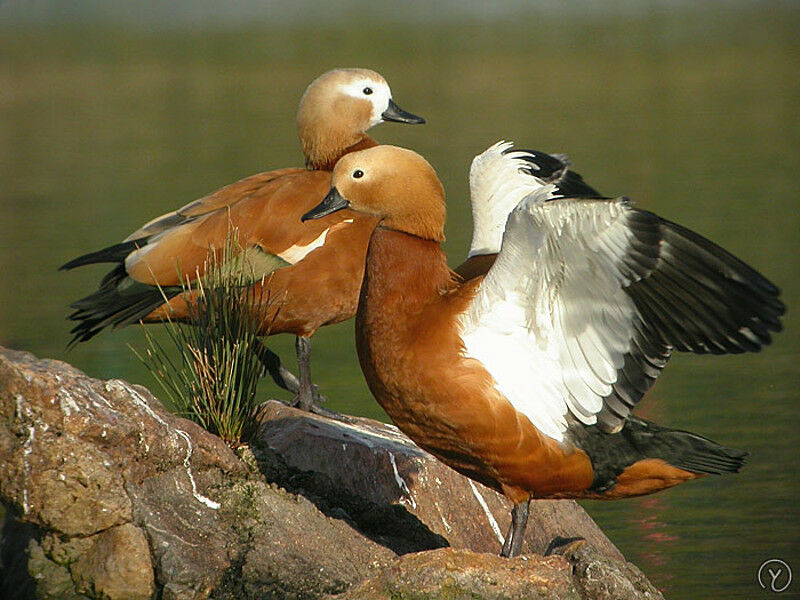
(60, 255), (93, 271)
(503, 145), (567, 164)
(625, 213), (787, 355)
(66, 313), (105, 345)
(502, 147), (568, 180)
(66, 329), (97, 348)
(500, 145), (603, 199)
(60, 240), (143, 272)
(62, 275), (179, 346)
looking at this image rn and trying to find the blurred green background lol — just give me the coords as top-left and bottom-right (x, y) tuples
(1, 2), (798, 597)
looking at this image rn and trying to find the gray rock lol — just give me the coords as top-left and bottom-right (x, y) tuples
(557, 543), (664, 600)
(256, 400), (622, 559)
(0, 347), (663, 599)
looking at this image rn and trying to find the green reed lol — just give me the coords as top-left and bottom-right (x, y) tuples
(135, 233), (269, 446)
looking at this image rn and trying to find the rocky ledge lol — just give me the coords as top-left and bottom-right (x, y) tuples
(0, 347), (663, 599)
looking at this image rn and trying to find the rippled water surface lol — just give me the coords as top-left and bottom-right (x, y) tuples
(2, 11), (798, 598)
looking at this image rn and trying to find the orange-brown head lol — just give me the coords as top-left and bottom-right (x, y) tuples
(297, 69), (424, 170)
(303, 145), (446, 242)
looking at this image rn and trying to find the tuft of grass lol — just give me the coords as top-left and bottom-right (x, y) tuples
(135, 232), (270, 447)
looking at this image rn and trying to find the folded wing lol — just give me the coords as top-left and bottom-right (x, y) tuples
(60, 169), (318, 344)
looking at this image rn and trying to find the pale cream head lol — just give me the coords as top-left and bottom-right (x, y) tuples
(297, 68), (423, 170)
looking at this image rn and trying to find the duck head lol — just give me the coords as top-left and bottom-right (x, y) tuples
(297, 69), (425, 170)
(303, 145), (445, 243)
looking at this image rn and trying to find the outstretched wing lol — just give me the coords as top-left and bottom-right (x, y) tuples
(459, 190), (784, 441)
(466, 141), (600, 258)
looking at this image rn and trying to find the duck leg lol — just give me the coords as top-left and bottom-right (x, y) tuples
(500, 500), (530, 558)
(256, 335), (352, 421)
(290, 336), (356, 422)
(253, 337), (329, 411)
(294, 335), (316, 411)
(253, 338), (301, 394)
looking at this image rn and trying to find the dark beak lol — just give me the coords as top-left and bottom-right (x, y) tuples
(302, 187), (350, 221)
(381, 98), (425, 124)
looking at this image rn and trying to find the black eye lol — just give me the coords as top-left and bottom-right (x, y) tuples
(353, 169), (364, 179)
(363, 87), (373, 95)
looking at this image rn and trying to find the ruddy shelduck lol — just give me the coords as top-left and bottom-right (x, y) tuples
(61, 68), (424, 410)
(303, 145), (784, 557)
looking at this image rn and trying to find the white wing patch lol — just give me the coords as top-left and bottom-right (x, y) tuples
(459, 193), (640, 442)
(468, 141), (561, 258)
(277, 220), (352, 264)
(278, 227), (331, 264)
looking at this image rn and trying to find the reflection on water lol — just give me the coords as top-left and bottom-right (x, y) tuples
(2, 10), (799, 598)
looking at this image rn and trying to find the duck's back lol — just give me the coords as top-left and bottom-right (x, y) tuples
(138, 167), (380, 336)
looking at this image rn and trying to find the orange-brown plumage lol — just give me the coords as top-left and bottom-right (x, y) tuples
(591, 459), (701, 500)
(136, 168), (378, 337)
(304, 145), (749, 556)
(311, 147), (602, 501)
(356, 227), (595, 501)
(63, 69), (424, 406)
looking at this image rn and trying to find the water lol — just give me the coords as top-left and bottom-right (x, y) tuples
(2, 10), (799, 598)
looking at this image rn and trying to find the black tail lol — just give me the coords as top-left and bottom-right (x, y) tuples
(574, 416), (747, 493)
(65, 264), (181, 347)
(61, 238), (183, 346)
(623, 417), (748, 475)
(60, 240), (145, 271)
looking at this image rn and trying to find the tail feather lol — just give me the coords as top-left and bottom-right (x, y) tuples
(573, 415), (747, 494)
(625, 416), (747, 475)
(65, 265), (180, 347)
(669, 445), (748, 475)
(60, 240), (145, 271)
(62, 240), (184, 346)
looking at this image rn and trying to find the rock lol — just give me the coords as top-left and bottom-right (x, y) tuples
(0, 347), (663, 599)
(70, 523), (155, 600)
(556, 543), (664, 600)
(27, 538), (88, 600)
(335, 548), (581, 600)
(223, 481), (394, 599)
(1, 514), (41, 599)
(256, 400), (622, 559)
(335, 545), (665, 600)
(0, 347), (240, 598)
(0, 348), (392, 599)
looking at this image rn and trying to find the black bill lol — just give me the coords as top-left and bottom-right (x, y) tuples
(381, 98), (425, 124)
(302, 187), (350, 221)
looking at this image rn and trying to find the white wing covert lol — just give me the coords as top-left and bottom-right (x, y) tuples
(459, 190), (784, 441)
(467, 141), (599, 258)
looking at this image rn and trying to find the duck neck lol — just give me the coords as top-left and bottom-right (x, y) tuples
(357, 226), (454, 329)
(302, 132), (379, 171)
